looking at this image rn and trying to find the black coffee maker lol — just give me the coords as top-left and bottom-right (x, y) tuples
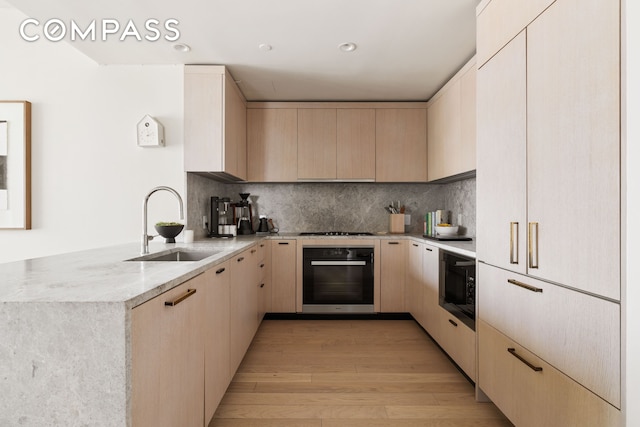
(235, 193), (254, 235)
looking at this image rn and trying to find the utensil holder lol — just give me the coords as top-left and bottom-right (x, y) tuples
(389, 214), (405, 234)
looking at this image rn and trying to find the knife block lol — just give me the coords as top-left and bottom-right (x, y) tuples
(389, 214), (405, 234)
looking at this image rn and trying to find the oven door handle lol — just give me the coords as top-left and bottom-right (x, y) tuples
(310, 261), (367, 266)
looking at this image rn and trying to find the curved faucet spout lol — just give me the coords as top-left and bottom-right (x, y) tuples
(142, 186), (184, 254)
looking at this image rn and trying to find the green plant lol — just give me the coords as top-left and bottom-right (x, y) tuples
(155, 222), (183, 227)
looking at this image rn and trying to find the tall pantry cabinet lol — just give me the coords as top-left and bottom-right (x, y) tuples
(476, 0), (621, 425)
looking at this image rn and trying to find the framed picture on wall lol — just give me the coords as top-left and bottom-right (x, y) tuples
(0, 101), (31, 229)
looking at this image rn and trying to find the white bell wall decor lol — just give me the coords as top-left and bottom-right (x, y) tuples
(136, 115), (165, 147)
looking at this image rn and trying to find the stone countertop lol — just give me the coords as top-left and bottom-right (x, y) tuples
(0, 233), (475, 307)
(0, 237), (262, 307)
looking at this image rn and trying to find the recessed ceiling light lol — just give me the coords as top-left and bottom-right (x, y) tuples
(259, 43), (273, 52)
(338, 42), (357, 52)
(173, 43), (191, 53)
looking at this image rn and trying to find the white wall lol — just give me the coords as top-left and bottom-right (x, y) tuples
(0, 7), (185, 263)
(623, 1), (639, 425)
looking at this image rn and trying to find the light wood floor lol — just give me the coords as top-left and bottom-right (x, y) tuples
(211, 319), (512, 427)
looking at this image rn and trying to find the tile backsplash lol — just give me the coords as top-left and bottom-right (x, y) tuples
(187, 173), (476, 239)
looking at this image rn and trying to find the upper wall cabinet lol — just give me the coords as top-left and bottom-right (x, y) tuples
(375, 108), (428, 182)
(297, 109), (337, 180)
(336, 109), (376, 180)
(247, 108), (298, 182)
(427, 57), (476, 182)
(247, 102), (426, 183)
(476, 0), (555, 67)
(184, 66), (247, 181)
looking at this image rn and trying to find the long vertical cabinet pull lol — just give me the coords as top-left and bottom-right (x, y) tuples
(510, 222), (519, 264)
(528, 222), (539, 269)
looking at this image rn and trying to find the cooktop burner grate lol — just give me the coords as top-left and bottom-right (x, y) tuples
(299, 231), (374, 236)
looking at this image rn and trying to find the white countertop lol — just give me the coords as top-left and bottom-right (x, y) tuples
(0, 234), (475, 307)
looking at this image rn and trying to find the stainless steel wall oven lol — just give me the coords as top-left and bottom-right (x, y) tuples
(302, 247), (374, 313)
(439, 250), (476, 330)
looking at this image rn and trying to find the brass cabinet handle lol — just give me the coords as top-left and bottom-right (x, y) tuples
(448, 319), (458, 327)
(251, 249), (257, 254)
(508, 348), (543, 372)
(425, 248), (433, 252)
(388, 242), (400, 245)
(510, 222), (519, 264)
(528, 222), (539, 269)
(412, 243), (419, 247)
(507, 279), (543, 293)
(260, 283), (265, 288)
(215, 267), (226, 275)
(260, 263), (265, 268)
(237, 256), (245, 262)
(278, 242), (289, 245)
(165, 288), (196, 306)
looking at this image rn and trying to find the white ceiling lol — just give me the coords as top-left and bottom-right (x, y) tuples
(6, 0), (478, 101)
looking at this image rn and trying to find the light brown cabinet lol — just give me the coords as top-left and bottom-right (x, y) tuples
(421, 244), (440, 339)
(297, 109), (337, 179)
(478, 0), (620, 301)
(375, 109), (428, 182)
(204, 262), (231, 423)
(229, 246), (259, 373)
(427, 57), (476, 182)
(336, 109), (376, 180)
(131, 274), (206, 427)
(436, 306), (476, 381)
(271, 240), (297, 313)
(247, 108), (298, 182)
(478, 320), (620, 427)
(476, 0), (555, 67)
(257, 241), (272, 320)
(379, 240), (407, 312)
(184, 65), (247, 181)
(405, 241), (424, 324)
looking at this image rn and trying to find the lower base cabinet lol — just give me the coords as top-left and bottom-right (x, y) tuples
(230, 246), (259, 373)
(478, 320), (620, 427)
(204, 262), (231, 423)
(436, 306), (476, 381)
(132, 274), (206, 427)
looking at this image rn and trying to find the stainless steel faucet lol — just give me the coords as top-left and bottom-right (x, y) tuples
(142, 186), (184, 254)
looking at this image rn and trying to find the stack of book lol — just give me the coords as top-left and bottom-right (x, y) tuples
(424, 209), (449, 236)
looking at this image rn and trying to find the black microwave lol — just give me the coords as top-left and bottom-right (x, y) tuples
(439, 250), (476, 330)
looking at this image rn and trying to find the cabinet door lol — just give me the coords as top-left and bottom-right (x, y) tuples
(336, 109), (376, 180)
(405, 242), (424, 323)
(476, 0), (555, 67)
(526, 0), (620, 300)
(257, 241), (272, 320)
(479, 262), (620, 407)
(476, 31), (527, 274)
(271, 240), (297, 313)
(229, 247), (259, 373)
(380, 240), (407, 312)
(421, 244), (440, 336)
(224, 74), (247, 180)
(427, 80), (461, 182)
(459, 65), (476, 175)
(247, 109), (298, 182)
(375, 109), (427, 182)
(204, 263), (231, 422)
(437, 306), (476, 381)
(478, 320), (621, 427)
(297, 109), (337, 179)
(132, 275), (205, 427)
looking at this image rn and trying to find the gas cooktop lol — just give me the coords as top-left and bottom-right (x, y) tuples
(299, 231), (374, 236)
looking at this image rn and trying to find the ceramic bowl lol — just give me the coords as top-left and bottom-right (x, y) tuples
(155, 224), (184, 243)
(435, 225), (459, 236)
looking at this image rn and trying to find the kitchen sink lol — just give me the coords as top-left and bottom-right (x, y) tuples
(126, 249), (222, 262)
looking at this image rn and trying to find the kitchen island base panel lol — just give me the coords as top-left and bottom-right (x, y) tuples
(0, 301), (127, 427)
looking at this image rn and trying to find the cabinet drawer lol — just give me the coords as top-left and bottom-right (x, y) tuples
(477, 0), (555, 67)
(478, 320), (620, 427)
(437, 306), (476, 381)
(478, 263), (620, 406)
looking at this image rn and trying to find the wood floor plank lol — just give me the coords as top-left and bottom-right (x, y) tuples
(210, 319), (512, 427)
